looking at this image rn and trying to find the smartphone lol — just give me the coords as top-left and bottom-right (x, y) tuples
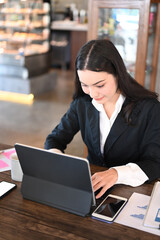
(92, 194), (128, 222)
(0, 181), (16, 198)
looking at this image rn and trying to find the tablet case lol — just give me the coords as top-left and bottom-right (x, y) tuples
(15, 144), (94, 217)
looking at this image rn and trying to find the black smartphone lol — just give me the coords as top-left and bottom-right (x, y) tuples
(92, 194), (128, 222)
(0, 181), (16, 198)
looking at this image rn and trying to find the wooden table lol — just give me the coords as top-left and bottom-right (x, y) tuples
(0, 144), (159, 240)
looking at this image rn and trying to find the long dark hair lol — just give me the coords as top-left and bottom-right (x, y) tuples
(73, 39), (158, 123)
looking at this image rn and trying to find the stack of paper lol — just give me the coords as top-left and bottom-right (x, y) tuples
(115, 181), (160, 236)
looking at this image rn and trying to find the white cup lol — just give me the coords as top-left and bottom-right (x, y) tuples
(10, 152), (23, 182)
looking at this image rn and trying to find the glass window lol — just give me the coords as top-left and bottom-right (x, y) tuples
(98, 8), (139, 77)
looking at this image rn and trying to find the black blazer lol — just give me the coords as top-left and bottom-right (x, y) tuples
(45, 95), (160, 182)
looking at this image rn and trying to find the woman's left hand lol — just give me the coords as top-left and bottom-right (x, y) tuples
(92, 168), (118, 199)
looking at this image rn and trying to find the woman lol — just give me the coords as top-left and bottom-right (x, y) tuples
(45, 39), (160, 199)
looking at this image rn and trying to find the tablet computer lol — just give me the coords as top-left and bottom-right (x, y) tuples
(15, 143), (95, 216)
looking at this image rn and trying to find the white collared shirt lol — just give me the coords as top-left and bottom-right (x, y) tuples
(92, 94), (149, 187)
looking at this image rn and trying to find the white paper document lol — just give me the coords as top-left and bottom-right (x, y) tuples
(143, 181), (160, 229)
(115, 192), (160, 236)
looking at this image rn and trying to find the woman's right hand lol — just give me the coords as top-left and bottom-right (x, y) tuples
(92, 168), (118, 199)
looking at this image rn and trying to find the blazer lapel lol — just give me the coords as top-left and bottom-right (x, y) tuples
(104, 99), (142, 154)
(104, 111), (128, 154)
(86, 101), (128, 159)
(87, 103), (102, 158)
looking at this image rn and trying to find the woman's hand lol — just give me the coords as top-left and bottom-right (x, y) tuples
(92, 168), (118, 199)
(48, 148), (63, 154)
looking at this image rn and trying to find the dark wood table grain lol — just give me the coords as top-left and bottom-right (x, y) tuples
(0, 144), (159, 240)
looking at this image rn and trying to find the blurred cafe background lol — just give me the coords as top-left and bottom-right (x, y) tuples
(0, 0), (159, 157)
